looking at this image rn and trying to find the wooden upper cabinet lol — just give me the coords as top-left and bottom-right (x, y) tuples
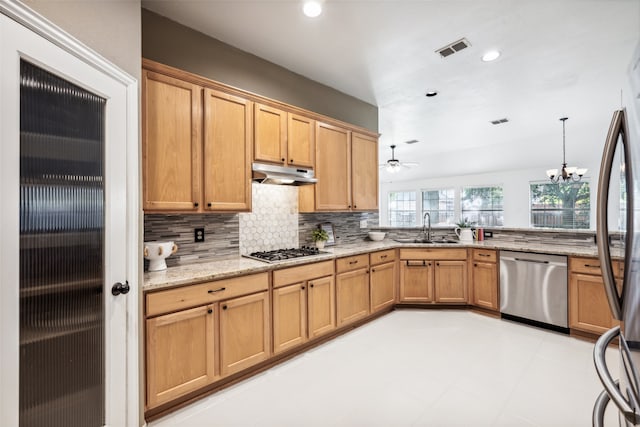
(142, 70), (202, 211)
(288, 113), (315, 168)
(203, 88), (253, 211)
(254, 105), (315, 169)
(254, 103), (287, 164)
(315, 122), (351, 210)
(351, 132), (378, 211)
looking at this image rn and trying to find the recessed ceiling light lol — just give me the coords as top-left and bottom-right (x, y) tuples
(425, 90), (438, 97)
(303, 1), (322, 18)
(481, 50), (501, 62)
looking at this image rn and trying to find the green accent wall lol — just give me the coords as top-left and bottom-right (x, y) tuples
(142, 9), (378, 132)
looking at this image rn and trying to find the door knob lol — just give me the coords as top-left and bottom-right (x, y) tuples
(111, 281), (130, 296)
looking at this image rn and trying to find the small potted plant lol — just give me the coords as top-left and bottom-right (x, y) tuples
(311, 228), (329, 249)
(454, 218), (476, 242)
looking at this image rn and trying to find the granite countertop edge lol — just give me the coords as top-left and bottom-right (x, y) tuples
(143, 239), (623, 291)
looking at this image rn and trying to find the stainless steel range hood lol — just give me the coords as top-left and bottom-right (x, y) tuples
(252, 162), (317, 186)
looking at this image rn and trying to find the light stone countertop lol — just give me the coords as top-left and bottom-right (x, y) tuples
(143, 239), (624, 292)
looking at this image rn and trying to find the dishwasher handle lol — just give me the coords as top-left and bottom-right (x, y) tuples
(514, 257), (549, 264)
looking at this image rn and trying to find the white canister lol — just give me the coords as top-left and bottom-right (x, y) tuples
(144, 241), (178, 271)
(454, 227), (474, 242)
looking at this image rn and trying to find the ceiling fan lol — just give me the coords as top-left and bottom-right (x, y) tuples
(380, 144), (418, 173)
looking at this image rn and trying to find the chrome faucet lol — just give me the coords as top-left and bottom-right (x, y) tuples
(422, 212), (431, 241)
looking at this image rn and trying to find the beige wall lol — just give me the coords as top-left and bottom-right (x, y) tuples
(23, 0), (141, 81)
(142, 9), (378, 132)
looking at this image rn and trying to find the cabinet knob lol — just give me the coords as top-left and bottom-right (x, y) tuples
(289, 159), (293, 163)
(281, 158), (285, 162)
(194, 202), (199, 208)
(371, 268), (376, 273)
(354, 205), (357, 209)
(474, 263), (478, 267)
(207, 308), (213, 314)
(222, 305), (228, 310)
(310, 283), (314, 288)
(207, 202), (212, 207)
(348, 205), (352, 209)
(436, 262), (440, 266)
(301, 286), (305, 290)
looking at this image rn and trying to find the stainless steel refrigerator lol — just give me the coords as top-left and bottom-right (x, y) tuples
(593, 40), (640, 426)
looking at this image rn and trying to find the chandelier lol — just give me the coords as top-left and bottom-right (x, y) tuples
(546, 117), (587, 182)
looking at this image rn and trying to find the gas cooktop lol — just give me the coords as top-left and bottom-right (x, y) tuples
(244, 247), (328, 263)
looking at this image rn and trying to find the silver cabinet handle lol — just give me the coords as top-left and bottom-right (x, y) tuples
(593, 326), (640, 424)
(596, 110), (631, 320)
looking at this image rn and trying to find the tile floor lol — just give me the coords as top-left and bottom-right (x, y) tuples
(149, 310), (620, 427)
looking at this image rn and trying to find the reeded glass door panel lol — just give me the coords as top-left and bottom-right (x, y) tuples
(19, 60), (106, 427)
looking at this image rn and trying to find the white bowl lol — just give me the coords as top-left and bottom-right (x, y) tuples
(368, 231), (386, 241)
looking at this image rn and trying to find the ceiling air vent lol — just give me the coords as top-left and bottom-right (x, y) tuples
(436, 38), (471, 58)
(490, 118), (509, 125)
(404, 139), (419, 145)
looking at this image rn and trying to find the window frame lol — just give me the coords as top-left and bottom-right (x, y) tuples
(529, 180), (591, 229)
(460, 185), (504, 227)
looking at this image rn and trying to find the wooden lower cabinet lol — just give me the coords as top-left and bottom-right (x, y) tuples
(146, 304), (217, 408)
(219, 291), (271, 376)
(370, 261), (396, 312)
(569, 273), (619, 334)
(471, 261), (499, 310)
(400, 260), (434, 302)
(272, 282), (307, 354)
(308, 275), (336, 338)
(434, 260), (467, 303)
(336, 267), (370, 326)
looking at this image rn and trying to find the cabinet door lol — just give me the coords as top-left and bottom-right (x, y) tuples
(219, 291), (270, 376)
(569, 273), (619, 334)
(308, 275), (336, 339)
(351, 132), (378, 211)
(287, 113), (315, 168)
(435, 260), (467, 303)
(273, 283), (307, 354)
(203, 88), (253, 211)
(399, 261), (433, 302)
(472, 261), (498, 310)
(146, 305), (217, 408)
(370, 261), (396, 312)
(142, 70), (202, 211)
(254, 103), (286, 164)
(336, 268), (370, 326)
(315, 122), (351, 210)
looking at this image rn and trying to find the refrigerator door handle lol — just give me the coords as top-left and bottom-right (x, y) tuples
(594, 326), (640, 424)
(593, 385), (614, 427)
(596, 109), (632, 320)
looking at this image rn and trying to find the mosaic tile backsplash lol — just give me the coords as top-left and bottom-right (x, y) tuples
(299, 211), (380, 246)
(144, 213), (239, 268)
(239, 184), (299, 255)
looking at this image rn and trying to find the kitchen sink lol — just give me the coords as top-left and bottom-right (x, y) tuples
(393, 238), (460, 244)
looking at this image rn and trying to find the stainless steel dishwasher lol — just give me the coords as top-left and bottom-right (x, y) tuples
(499, 250), (568, 331)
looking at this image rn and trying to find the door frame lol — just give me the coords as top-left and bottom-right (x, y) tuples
(0, 2), (139, 426)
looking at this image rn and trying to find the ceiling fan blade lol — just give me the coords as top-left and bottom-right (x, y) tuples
(402, 162), (419, 166)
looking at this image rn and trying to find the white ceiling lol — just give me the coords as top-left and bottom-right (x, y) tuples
(142, 0), (640, 182)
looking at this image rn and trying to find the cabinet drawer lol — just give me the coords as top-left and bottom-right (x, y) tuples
(472, 249), (496, 263)
(399, 248), (467, 261)
(273, 260), (334, 288)
(336, 254), (369, 273)
(146, 272), (269, 317)
(570, 257), (602, 275)
(370, 249), (396, 266)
